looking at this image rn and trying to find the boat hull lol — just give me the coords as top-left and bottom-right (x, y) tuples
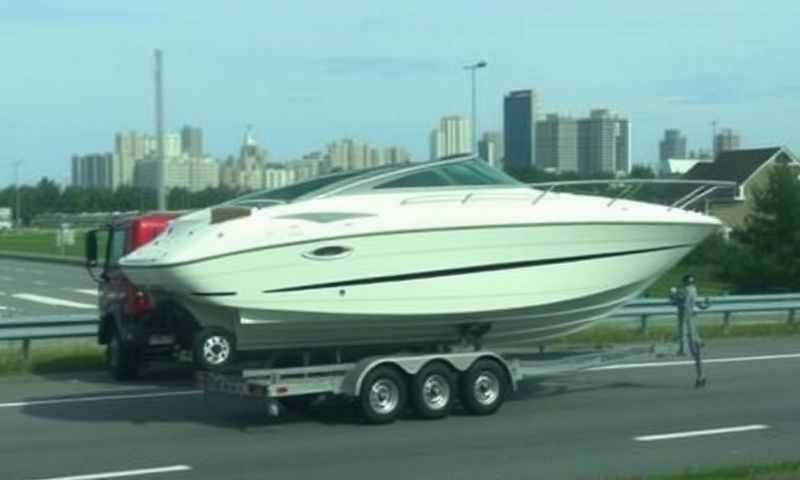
(125, 221), (714, 349)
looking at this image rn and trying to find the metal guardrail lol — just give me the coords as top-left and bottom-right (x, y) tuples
(0, 294), (798, 360)
(614, 294), (800, 332)
(0, 314), (97, 359)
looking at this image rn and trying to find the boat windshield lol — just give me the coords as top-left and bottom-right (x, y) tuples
(374, 158), (521, 189)
(227, 164), (406, 207)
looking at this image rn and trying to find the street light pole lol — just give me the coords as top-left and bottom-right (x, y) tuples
(13, 160), (22, 227)
(463, 60), (487, 155)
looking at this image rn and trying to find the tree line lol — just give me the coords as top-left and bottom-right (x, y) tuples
(0, 179), (244, 224)
(1, 166), (659, 224)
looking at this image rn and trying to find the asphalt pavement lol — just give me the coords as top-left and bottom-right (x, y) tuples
(0, 259), (98, 317)
(0, 337), (798, 480)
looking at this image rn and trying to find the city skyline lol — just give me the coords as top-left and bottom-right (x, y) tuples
(3, 1), (799, 185)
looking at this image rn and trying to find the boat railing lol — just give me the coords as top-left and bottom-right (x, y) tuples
(399, 179), (736, 211)
(527, 179), (737, 210)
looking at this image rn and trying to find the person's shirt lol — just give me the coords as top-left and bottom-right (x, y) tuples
(670, 288), (686, 314)
(683, 285), (698, 317)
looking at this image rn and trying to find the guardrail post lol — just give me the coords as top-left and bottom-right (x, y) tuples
(639, 315), (649, 333)
(21, 339), (30, 360)
(789, 309), (796, 325)
(722, 312), (732, 334)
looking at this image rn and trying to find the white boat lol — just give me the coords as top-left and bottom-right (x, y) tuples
(121, 156), (725, 365)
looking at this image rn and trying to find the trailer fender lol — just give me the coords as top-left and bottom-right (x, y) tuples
(342, 352), (516, 397)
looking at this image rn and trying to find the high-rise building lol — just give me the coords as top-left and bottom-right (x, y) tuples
(134, 156), (219, 192)
(71, 153), (116, 189)
(383, 146), (410, 165)
(535, 115), (579, 172)
(430, 115), (470, 160)
(503, 89), (538, 171)
(327, 138), (370, 171)
(180, 125), (203, 157)
(714, 128), (741, 156)
(577, 109), (631, 175)
(114, 130), (155, 186)
(477, 131), (504, 168)
(659, 129), (688, 174)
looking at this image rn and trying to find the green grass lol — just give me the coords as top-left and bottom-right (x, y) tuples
(623, 461), (800, 479)
(557, 322), (800, 346)
(0, 343), (104, 376)
(0, 229), (108, 259)
(646, 263), (733, 297)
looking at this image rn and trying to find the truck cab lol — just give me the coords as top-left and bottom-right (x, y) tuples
(86, 212), (194, 380)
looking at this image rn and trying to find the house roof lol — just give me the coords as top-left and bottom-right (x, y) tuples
(667, 158), (710, 175)
(684, 147), (783, 184)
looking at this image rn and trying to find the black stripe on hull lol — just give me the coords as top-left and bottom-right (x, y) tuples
(263, 243), (692, 294)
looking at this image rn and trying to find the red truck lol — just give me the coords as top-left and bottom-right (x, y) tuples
(85, 212), (196, 380)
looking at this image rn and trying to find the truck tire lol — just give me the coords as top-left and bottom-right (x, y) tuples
(459, 358), (508, 416)
(410, 362), (454, 419)
(107, 327), (139, 381)
(359, 365), (407, 425)
(193, 327), (237, 371)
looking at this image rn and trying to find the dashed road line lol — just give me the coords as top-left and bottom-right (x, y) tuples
(0, 390), (202, 409)
(635, 424), (770, 442)
(589, 352), (800, 371)
(11, 293), (96, 309)
(28, 464), (192, 480)
(73, 289), (99, 296)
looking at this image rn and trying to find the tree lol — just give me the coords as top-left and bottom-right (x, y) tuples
(728, 164), (800, 292)
(629, 165), (656, 179)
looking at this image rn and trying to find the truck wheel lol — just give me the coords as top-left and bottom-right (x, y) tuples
(193, 327), (237, 371)
(411, 362), (454, 419)
(107, 328), (139, 381)
(359, 365), (407, 425)
(459, 359), (508, 416)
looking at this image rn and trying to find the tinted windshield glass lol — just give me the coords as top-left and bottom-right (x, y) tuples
(229, 170), (365, 205)
(376, 160), (520, 189)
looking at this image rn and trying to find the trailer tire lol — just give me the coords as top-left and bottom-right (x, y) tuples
(359, 365), (407, 425)
(193, 327), (237, 372)
(107, 327), (139, 381)
(459, 359), (507, 416)
(411, 362), (454, 419)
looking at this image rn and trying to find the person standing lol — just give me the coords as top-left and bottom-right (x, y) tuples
(671, 274), (710, 387)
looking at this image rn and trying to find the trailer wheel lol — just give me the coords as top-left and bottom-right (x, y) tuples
(193, 327), (237, 371)
(359, 366), (407, 424)
(107, 327), (139, 381)
(411, 362), (454, 419)
(459, 359), (508, 416)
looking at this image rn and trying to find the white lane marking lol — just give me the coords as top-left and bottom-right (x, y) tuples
(73, 289), (99, 296)
(28, 465), (192, 480)
(33, 280), (48, 286)
(0, 276), (12, 281)
(635, 424), (770, 442)
(590, 352), (800, 371)
(0, 390), (201, 409)
(11, 293), (95, 309)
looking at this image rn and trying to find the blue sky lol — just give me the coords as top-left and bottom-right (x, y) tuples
(2, 0), (799, 185)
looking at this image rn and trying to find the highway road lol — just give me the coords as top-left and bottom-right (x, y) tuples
(0, 259), (98, 317)
(0, 337), (798, 480)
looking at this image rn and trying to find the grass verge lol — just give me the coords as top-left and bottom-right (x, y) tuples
(557, 322), (800, 346)
(0, 229), (108, 258)
(0, 343), (104, 376)
(628, 461), (800, 479)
